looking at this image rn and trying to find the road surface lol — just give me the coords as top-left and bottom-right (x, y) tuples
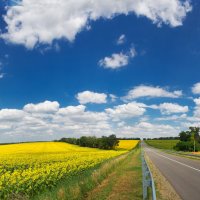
(143, 142), (200, 200)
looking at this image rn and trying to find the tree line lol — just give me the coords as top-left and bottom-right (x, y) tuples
(59, 134), (119, 150)
(144, 136), (179, 140)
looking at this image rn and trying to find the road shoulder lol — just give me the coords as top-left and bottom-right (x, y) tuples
(145, 153), (182, 200)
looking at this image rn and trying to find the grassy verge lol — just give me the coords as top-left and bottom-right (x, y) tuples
(86, 148), (142, 200)
(32, 148), (142, 200)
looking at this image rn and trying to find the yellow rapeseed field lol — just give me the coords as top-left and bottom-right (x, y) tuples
(0, 142), (125, 199)
(116, 140), (140, 150)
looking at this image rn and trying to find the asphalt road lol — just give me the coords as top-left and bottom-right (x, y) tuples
(143, 142), (200, 200)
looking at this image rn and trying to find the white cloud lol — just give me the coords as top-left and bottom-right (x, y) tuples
(117, 121), (126, 127)
(23, 100), (60, 113)
(117, 122), (180, 138)
(193, 98), (200, 118)
(56, 106), (108, 124)
(117, 34), (126, 45)
(123, 85), (182, 100)
(192, 83), (200, 94)
(99, 53), (129, 69)
(58, 105), (86, 115)
(194, 98), (200, 105)
(156, 103), (189, 115)
(1, 0), (192, 48)
(76, 91), (107, 104)
(156, 114), (187, 121)
(99, 48), (136, 69)
(0, 109), (25, 121)
(106, 102), (146, 120)
(172, 98), (200, 123)
(0, 97), (193, 143)
(181, 121), (200, 129)
(0, 101), (113, 143)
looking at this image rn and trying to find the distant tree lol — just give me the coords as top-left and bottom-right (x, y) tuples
(98, 136), (109, 149)
(79, 136), (88, 147)
(59, 135), (119, 150)
(107, 134), (119, 149)
(145, 137), (179, 140)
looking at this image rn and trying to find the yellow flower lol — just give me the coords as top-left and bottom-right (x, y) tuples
(116, 140), (139, 150)
(0, 142), (126, 198)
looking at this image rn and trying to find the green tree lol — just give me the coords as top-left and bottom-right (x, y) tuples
(179, 131), (190, 142)
(175, 127), (200, 152)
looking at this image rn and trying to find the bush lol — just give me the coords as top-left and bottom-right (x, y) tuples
(174, 141), (200, 152)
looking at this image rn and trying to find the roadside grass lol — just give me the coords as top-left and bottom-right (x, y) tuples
(32, 147), (142, 200)
(85, 148), (142, 200)
(145, 140), (179, 150)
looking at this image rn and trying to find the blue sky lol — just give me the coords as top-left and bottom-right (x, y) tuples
(0, 0), (200, 143)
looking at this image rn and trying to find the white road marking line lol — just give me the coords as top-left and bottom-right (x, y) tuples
(146, 148), (200, 173)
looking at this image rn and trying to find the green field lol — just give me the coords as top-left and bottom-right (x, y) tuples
(145, 140), (179, 150)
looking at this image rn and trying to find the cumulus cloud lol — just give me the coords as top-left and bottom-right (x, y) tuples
(117, 122), (180, 138)
(58, 105), (86, 115)
(0, 98), (191, 143)
(181, 121), (200, 129)
(56, 105), (108, 124)
(76, 91), (107, 104)
(123, 85), (182, 100)
(99, 48), (136, 69)
(192, 83), (200, 94)
(193, 98), (200, 118)
(23, 101), (60, 113)
(106, 102), (146, 120)
(0, 101), (113, 143)
(194, 98), (200, 105)
(0, 109), (25, 121)
(99, 52), (129, 69)
(157, 98), (200, 123)
(116, 34), (126, 45)
(156, 114), (187, 121)
(155, 103), (189, 115)
(1, 0), (192, 48)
